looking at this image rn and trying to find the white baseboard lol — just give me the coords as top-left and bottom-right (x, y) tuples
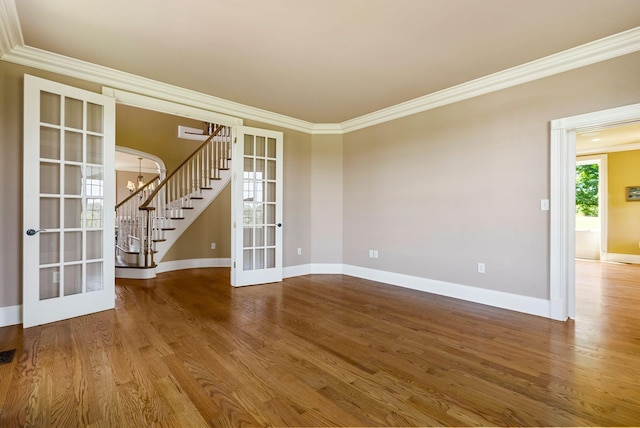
(602, 252), (640, 264)
(283, 263), (551, 319)
(157, 258), (231, 273)
(0, 304), (22, 327)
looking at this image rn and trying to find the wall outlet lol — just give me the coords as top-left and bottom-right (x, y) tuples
(540, 199), (550, 211)
(369, 249), (379, 259)
(53, 271), (60, 283)
(477, 263), (485, 274)
(297, 248), (302, 255)
(210, 242), (216, 250)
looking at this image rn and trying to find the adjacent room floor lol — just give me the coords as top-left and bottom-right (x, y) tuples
(1, 260), (639, 426)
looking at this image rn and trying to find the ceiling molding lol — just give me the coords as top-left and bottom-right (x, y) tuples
(0, 0), (23, 56)
(1, 0), (639, 136)
(341, 26), (640, 133)
(577, 141), (640, 156)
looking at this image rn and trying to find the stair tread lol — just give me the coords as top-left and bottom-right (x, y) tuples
(115, 261), (157, 269)
(200, 187), (213, 190)
(191, 196), (204, 200)
(210, 177), (222, 181)
(170, 217), (185, 220)
(161, 227), (176, 231)
(181, 207), (194, 210)
(153, 238), (167, 242)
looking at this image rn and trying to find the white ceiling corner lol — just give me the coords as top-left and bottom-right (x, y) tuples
(0, 0), (23, 56)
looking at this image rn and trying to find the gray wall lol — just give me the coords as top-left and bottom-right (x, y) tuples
(342, 52), (640, 299)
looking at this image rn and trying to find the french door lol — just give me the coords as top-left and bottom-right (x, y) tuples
(23, 75), (115, 328)
(231, 126), (283, 286)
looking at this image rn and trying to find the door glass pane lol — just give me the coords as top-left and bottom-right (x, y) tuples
(87, 231), (102, 260)
(64, 231), (82, 262)
(40, 127), (60, 160)
(87, 135), (103, 165)
(266, 182), (276, 203)
(256, 136), (265, 157)
(64, 264), (82, 296)
(267, 160), (275, 180)
(86, 199), (103, 228)
(243, 249), (253, 270)
(267, 248), (275, 269)
(40, 162), (60, 194)
(65, 97), (83, 129)
(65, 164), (83, 195)
(243, 227), (253, 248)
(39, 266), (60, 300)
(85, 166), (104, 196)
(243, 202), (254, 225)
(40, 198), (60, 229)
(266, 204), (275, 224)
(267, 138), (276, 158)
(87, 262), (103, 292)
(40, 92), (60, 125)
(40, 233), (60, 265)
(87, 103), (103, 133)
(64, 198), (82, 228)
(65, 131), (83, 162)
(255, 249), (265, 270)
(255, 226), (264, 246)
(267, 227), (275, 246)
(244, 157), (254, 173)
(256, 159), (265, 175)
(244, 135), (254, 156)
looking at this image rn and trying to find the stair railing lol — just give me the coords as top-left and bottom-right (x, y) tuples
(134, 124), (232, 267)
(115, 176), (160, 262)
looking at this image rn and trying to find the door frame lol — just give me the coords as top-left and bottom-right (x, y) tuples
(550, 102), (640, 320)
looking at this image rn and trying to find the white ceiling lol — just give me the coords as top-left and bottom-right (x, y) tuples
(577, 122), (640, 153)
(10, 0), (640, 123)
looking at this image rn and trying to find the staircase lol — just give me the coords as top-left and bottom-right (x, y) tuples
(115, 124), (232, 279)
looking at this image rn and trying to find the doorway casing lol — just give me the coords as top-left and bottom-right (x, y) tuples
(550, 102), (640, 320)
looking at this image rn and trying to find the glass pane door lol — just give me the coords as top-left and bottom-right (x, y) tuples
(23, 75), (115, 328)
(232, 127), (283, 286)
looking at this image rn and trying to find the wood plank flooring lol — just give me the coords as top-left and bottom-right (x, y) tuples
(1, 260), (640, 426)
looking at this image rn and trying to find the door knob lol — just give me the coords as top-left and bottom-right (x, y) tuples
(26, 229), (46, 236)
(277, 223), (282, 227)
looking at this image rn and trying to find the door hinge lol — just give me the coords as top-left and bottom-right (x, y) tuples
(233, 261), (236, 268)
(233, 221), (236, 229)
(234, 137), (237, 144)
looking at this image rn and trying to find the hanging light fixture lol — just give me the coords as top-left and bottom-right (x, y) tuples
(136, 157), (145, 189)
(127, 157), (145, 193)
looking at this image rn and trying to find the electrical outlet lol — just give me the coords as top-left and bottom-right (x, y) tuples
(373, 250), (379, 259)
(210, 242), (216, 250)
(297, 248), (302, 255)
(477, 263), (485, 274)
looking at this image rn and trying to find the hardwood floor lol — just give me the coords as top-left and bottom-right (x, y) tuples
(1, 261), (640, 426)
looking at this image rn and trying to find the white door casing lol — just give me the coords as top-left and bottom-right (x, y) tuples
(550, 102), (640, 321)
(231, 126), (284, 287)
(23, 74), (115, 328)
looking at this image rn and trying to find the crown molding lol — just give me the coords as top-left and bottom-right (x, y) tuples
(341, 26), (640, 133)
(0, 0), (23, 56)
(1, 0), (639, 137)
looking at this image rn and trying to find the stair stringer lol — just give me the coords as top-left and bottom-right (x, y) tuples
(155, 169), (231, 264)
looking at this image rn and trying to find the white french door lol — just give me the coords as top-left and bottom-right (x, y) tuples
(23, 75), (115, 328)
(231, 126), (283, 287)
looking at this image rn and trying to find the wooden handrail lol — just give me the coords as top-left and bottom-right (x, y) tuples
(139, 124), (225, 211)
(115, 175), (159, 210)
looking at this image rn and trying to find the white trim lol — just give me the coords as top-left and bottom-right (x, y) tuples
(116, 146), (167, 178)
(102, 88), (243, 127)
(551, 102), (640, 321)
(577, 141), (640, 155)
(602, 253), (640, 264)
(0, 6), (638, 135)
(157, 258), (231, 273)
(282, 263), (550, 318)
(0, 0), (22, 56)
(0, 304), (21, 327)
(115, 266), (157, 280)
(341, 27), (640, 133)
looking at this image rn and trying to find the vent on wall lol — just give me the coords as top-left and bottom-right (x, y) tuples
(178, 125), (209, 141)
